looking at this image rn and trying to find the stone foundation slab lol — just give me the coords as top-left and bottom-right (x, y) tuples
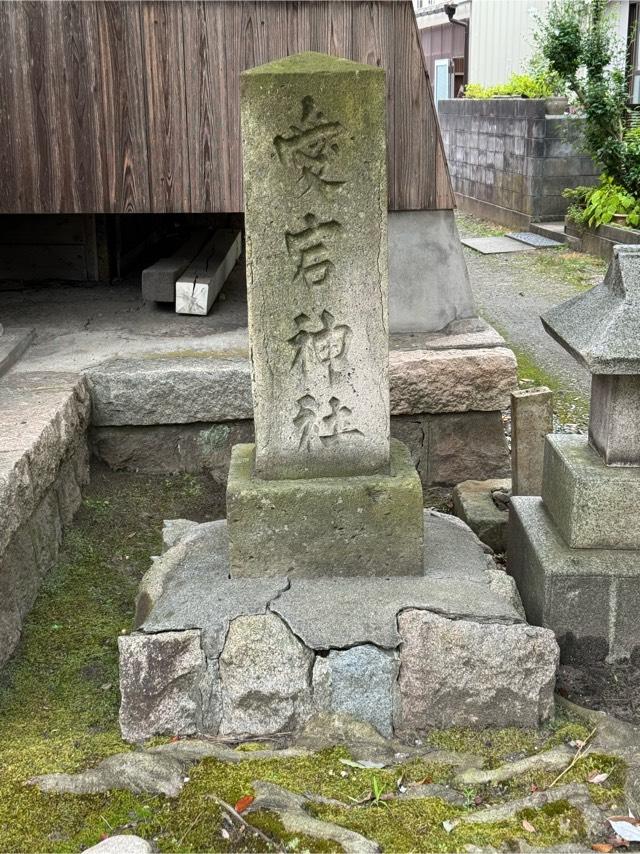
(226, 440), (424, 578)
(508, 496), (640, 663)
(118, 511), (559, 741)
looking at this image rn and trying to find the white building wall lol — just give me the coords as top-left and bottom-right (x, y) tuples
(467, 0), (552, 87)
(415, 0), (631, 89)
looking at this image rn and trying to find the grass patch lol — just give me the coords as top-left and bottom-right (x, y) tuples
(312, 797), (585, 853)
(455, 213), (507, 238)
(510, 344), (589, 430)
(0, 466), (221, 852)
(523, 248), (606, 293)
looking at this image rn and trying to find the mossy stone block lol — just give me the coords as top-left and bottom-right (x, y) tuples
(226, 439), (423, 578)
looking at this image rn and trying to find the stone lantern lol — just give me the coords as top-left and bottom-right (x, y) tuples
(509, 245), (640, 663)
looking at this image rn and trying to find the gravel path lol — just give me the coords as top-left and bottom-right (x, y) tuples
(457, 213), (605, 400)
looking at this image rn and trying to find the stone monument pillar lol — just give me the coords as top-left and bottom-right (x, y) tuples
(509, 245), (640, 662)
(227, 52), (424, 578)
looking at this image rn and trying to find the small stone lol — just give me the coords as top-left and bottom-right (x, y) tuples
(491, 489), (511, 511)
(82, 835), (153, 854)
(219, 613), (314, 737)
(312, 646), (397, 737)
(118, 630), (206, 742)
(394, 610), (559, 732)
(452, 478), (511, 553)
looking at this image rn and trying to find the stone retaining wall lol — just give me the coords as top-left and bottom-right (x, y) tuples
(87, 323), (516, 492)
(439, 99), (599, 228)
(0, 373), (90, 664)
(566, 220), (640, 260)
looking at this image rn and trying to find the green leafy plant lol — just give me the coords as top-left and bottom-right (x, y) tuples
(371, 775), (389, 808)
(564, 176), (640, 228)
(534, 0), (639, 199)
(464, 72), (558, 100)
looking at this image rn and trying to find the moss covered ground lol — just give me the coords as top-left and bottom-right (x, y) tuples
(0, 466), (624, 852)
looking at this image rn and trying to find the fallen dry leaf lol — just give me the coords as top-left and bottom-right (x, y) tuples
(522, 820), (536, 833)
(592, 844), (614, 852)
(234, 795), (254, 814)
(588, 771), (610, 784)
(608, 820), (640, 843)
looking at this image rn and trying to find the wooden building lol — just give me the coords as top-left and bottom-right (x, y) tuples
(0, 0), (454, 216)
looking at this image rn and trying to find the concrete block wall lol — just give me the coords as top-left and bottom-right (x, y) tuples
(439, 99), (599, 227)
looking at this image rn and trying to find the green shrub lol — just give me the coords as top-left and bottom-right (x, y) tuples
(535, 0), (639, 198)
(564, 176), (640, 229)
(464, 73), (558, 100)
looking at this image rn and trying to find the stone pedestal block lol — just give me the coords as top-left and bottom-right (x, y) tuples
(227, 439), (423, 578)
(589, 374), (640, 465)
(508, 496), (640, 662)
(542, 434), (640, 549)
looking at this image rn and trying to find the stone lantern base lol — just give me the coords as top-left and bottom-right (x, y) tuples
(509, 494), (640, 664)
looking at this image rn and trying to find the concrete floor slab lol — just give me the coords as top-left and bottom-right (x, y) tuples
(461, 236), (536, 255)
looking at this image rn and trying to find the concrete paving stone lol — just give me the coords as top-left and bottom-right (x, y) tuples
(141, 561), (289, 658)
(272, 572), (520, 651)
(138, 511), (521, 655)
(461, 236), (535, 254)
(135, 519), (230, 627)
(506, 231), (563, 249)
(0, 327), (34, 377)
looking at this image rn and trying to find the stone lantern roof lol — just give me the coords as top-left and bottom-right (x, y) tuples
(541, 245), (640, 375)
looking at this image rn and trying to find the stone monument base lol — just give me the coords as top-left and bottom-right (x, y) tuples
(509, 496), (640, 664)
(226, 439), (424, 578)
(118, 511), (559, 743)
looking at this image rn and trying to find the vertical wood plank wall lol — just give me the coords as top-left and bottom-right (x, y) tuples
(0, 0), (454, 214)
